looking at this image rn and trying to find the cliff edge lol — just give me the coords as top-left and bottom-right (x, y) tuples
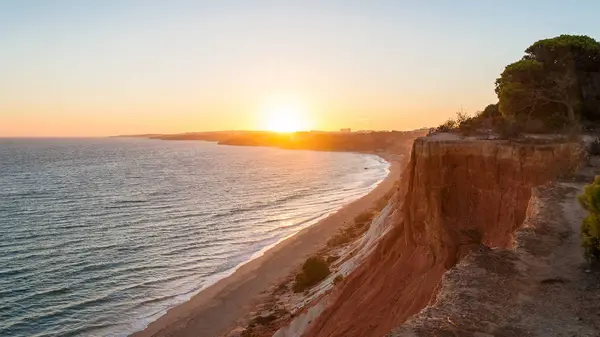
(298, 136), (584, 337)
(390, 152), (600, 336)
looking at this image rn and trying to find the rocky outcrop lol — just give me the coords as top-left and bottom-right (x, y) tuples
(301, 137), (583, 337)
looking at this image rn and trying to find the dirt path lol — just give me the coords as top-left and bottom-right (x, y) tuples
(518, 181), (600, 337)
(392, 174), (600, 337)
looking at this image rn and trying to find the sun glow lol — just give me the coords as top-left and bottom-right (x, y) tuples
(263, 104), (311, 132)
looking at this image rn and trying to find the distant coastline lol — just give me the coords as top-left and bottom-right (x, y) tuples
(117, 129), (428, 155)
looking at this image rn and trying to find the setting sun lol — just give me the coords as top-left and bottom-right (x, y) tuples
(264, 105), (311, 132)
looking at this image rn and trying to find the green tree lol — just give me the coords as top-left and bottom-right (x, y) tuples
(496, 58), (578, 122)
(578, 176), (600, 261)
(495, 35), (600, 125)
(524, 35), (600, 72)
(481, 103), (500, 119)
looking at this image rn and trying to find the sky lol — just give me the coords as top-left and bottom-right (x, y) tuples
(1, 1), (599, 137)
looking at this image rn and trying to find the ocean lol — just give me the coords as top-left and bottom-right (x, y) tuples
(0, 138), (389, 337)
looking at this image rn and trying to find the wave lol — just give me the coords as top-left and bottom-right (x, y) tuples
(57, 322), (123, 337)
(0, 294), (115, 335)
(131, 293), (181, 310)
(210, 188), (323, 219)
(264, 212), (328, 234)
(12, 286), (72, 304)
(103, 200), (149, 209)
(0, 141), (391, 337)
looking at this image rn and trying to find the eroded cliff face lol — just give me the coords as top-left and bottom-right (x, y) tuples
(302, 137), (582, 337)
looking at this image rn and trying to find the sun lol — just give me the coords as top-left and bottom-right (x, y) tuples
(264, 105), (310, 132)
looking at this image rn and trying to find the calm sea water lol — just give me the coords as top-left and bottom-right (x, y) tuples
(0, 138), (389, 337)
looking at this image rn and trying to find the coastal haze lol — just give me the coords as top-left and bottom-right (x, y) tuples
(0, 138), (389, 337)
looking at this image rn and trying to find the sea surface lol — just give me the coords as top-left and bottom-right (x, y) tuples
(0, 138), (389, 337)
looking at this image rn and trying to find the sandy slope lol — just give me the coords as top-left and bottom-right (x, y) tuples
(131, 153), (404, 337)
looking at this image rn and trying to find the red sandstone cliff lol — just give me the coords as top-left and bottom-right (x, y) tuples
(302, 137), (582, 337)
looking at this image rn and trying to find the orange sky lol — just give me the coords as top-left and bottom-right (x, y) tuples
(1, 97), (477, 137)
(3, 2), (596, 137)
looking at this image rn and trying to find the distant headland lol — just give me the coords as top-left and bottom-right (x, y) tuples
(116, 129), (429, 154)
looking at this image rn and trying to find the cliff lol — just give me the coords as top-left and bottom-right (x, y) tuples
(298, 136), (583, 337)
(388, 179), (600, 336)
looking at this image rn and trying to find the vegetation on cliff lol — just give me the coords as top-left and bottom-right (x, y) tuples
(327, 210), (375, 248)
(578, 176), (600, 261)
(292, 256), (331, 293)
(436, 34), (600, 136)
(497, 35), (600, 126)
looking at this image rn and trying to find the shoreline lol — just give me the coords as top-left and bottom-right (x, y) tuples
(131, 152), (404, 337)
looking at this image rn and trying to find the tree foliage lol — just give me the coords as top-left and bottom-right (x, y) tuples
(481, 103), (500, 119)
(578, 176), (600, 261)
(496, 35), (600, 126)
(524, 35), (600, 72)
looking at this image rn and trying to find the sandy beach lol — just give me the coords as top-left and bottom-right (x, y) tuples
(131, 153), (405, 337)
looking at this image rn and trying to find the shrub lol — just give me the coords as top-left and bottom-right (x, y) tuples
(545, 112), (573, 132)
(455, 111), (470, 125)
(494, 117), (521, 139)
(292, 256), (331, 293)
(435, 111), (483, 136)
(327, 214), (373, 248)
(578, 176), (600, 261)
(481, 103), (500, 120)
(589, 137), (600, 156)
(333, 275), (344, 285)
(435, 118), (457, 133)
(457, 117), (477, 136)
(326, 230), (354, 247)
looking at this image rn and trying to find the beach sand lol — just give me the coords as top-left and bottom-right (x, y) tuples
(131, 153), (405, 337)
